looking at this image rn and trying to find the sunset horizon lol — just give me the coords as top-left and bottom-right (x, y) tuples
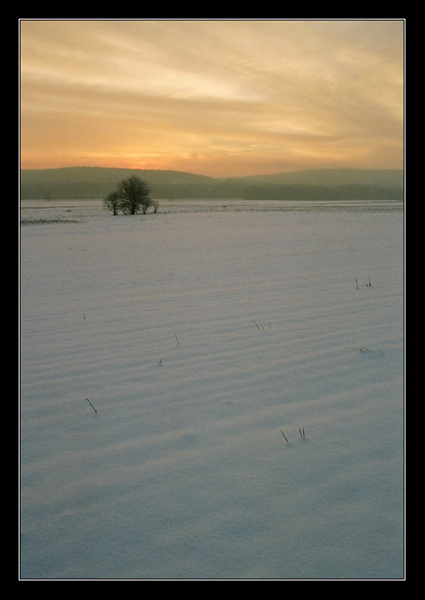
(20, 19), (404, 179)
(20, 163), (404, 179)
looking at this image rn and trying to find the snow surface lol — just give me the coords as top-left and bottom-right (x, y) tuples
(20, 200), (404, 579)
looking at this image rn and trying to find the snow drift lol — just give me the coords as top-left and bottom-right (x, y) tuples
(20, 200), (404, 579)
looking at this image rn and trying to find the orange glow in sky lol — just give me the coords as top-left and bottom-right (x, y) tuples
(20, 20), (404, 177)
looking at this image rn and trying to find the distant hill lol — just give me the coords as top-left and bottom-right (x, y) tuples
(232, 168), (403, 188)
(20, 167), (214, 200)
(20, 166), (404, 201)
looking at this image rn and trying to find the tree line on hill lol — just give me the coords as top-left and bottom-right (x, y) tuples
(20, 167), (403, 201)
(21, 180), (403, 201)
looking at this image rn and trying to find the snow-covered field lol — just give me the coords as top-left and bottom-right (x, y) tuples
(20, 199), (404, 579)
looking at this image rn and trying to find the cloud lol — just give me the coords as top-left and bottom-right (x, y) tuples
(20, 20), (404, 175)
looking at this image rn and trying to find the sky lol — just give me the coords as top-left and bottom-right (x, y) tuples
(20, 19), (404, 178)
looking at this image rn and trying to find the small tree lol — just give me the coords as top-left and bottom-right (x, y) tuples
(104, 176), (154, 215)
(117, 176), (152, 215)
(104, 191), (121, 215)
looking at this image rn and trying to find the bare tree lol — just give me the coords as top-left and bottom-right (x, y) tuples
(104, 176), (155, 215)
(116, 176), (152, 215)
(103, 191), (121, 215)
